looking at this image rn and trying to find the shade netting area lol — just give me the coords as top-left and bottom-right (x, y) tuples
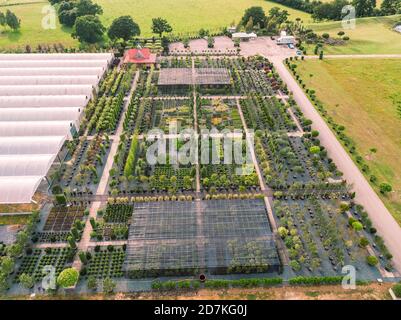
(157, 68), (231, 86)
(124, 199), (280, 278)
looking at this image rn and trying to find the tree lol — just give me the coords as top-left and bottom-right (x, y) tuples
(359, 237), (369, 247)
(108, 16), (140, 41)
(151, 17), (172, 38)
(245, 16), (254, 32)
(381, 0), (401, 15)
(6, 10), (20, 30)
(241, 7), (267, 29)
(352, 221), (363, 231)
(103, 277), (115, 294)
(57, 268), (79, 288)
(76, 0), (103, 17)
(366, 255), (379, 266)
(0, 256), (14, 275)
(352, 0), (376, 17)
(19, 273), (35, 289)
(309, 146), (320, 154)
(379, 182), (392, 194)
(72, 15), (105, 44)
(0, 12), (6, 28)
(87, 275), (97, 291)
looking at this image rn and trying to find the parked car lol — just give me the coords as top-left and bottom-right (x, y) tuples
(296, 50), (303, 56)
(287, 43), (295, 49)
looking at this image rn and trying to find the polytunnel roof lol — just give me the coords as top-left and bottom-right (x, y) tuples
(0, 95), (89, 108)
(0, 75), (99, 86)
(0, 60), (109, 68)
(0, 176), (43, 204)
(0, 67), (105, 76)
(0, 121), (74, 138)
(0, 107), (82, 122)
(0, 53), (113, 62)
(0, 154), (56, 176)
(0, 136), (66, 155)
(0, 85), (93, 96)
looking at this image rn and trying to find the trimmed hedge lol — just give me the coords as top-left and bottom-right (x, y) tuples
(288, 276), (343, 285)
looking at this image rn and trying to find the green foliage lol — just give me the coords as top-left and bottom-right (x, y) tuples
(123, 134), (139, 177)
(152, 17), (172, 37)
(379, 182), (392, 194)
(87, 275), (98, 291)
(103, 277), (116, 294)
(392, 282), (401, 298)
(57, 268), (79, 288)
(5, 10), (20, 30)
(19, 273), (35, 289)
(289, 276), (343, 285)
(241, 6), (267, 28)
(72, 15), (105, 44)
(366, 255), (379, 266)
(108, 16), (141, 41)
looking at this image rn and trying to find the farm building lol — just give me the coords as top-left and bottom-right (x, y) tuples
(276, 31), (296, 45)
(123, 48), (157, 67)
(157, 68), (231, 93)
(232, 32), (257, 41)
(0, 53), (113, 204)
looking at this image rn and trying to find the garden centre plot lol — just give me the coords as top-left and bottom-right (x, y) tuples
(198, 98), (242, 130)
(86, 247), (125, 279)
(256, 132), (342, 189)
(123, 199), (280, 277)
(273, 197), (381, 279)
(200, 137), (259, 192)
(14, 248), (73, 283)
(58, 135), (111, 194)
(241, 95), (296, 132)
(42, 206), (85, 232)
(149, 98), (193, 132)
(109, 137), (197, 194)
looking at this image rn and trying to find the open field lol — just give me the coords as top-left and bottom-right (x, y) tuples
(306, 15), (401, 54)
(0, 214), (31, 225)
(0, 0), (310, 49)
(292, 58), (401, 224)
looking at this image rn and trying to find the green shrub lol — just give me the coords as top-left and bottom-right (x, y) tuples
(392, 283), (401, 298)
(57, 268), (79, 288)
(366, 255), (379, 266)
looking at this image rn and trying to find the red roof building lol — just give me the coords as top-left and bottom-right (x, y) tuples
(123, 48), (157, 66)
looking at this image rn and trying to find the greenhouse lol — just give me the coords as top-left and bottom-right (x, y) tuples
(0, 176), (43, 203)
(0, 75), (99, 86)
(0, 154), (56, 176)
(0, 121), (75, 138)
(0, 67), (105, 77)
(0, 136), (66, 155)
(0, 85), (94, 97)
(0, 95), (89, 109)
(123, 199), (281, 278)
(0, 53), (113, 62)
(0, 107), (83, 123)
(0, 60), (109, 69)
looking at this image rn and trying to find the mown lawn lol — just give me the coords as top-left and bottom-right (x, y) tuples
(306, 15), (401, 54)
(0, 214), (30, 225)
(293, 58), (401, 224)
(0, 0), (310, 49)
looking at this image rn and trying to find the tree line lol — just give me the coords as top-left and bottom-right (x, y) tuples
(49, 0), (173, 44)
(265, 0), (401, 21)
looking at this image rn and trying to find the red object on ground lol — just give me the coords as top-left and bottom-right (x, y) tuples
(123, 48), (157, 65)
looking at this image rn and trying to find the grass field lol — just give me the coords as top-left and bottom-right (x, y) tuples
(306, 15), (401, 54)
(293, 58), (401, 224)
(0, 214), (30, 225)
(0, 0), (310, 49)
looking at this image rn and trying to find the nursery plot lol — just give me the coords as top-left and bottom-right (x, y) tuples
(200, 137), (259, 192)
(42, 206), (85, 232)
(240, 95), (296, 132)
(109, 137), (197, 194)
(273, 197), (381, 279)
(256, 132), (341, 189)
(124, 199), (280, 277)
(59, 135), (111, 194)
(14, 248), (73, 283)
(197, 98), (242, 131)
(148, 98), (194, 132)
(86, 247), (125, 279)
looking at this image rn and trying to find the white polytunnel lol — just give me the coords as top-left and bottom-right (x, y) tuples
(0, 85), (94, 96)
(0, 176), (43, 204)
(0, 121), (74, 138)
(0, 60), (109, 68)
(0, 95), (89, 108)
(0, 53), (113, 62)
(0, 136), (66, 155)
(0, 67), (105, 77)
(0, 107), (82, 122)
(0, 75), (99, 86)
(0, 154), (56, 176)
